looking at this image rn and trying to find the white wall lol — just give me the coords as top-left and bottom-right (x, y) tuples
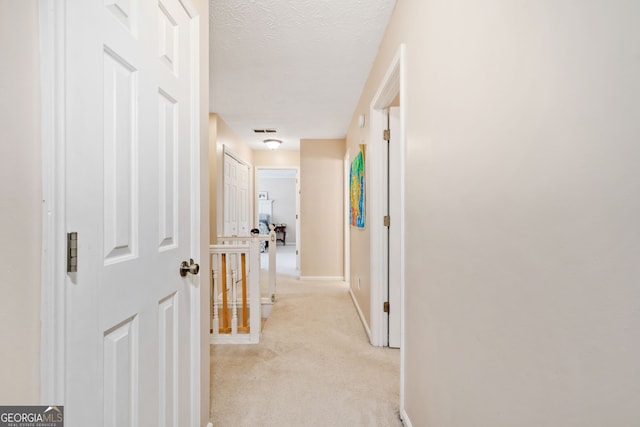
(0, 0), (41, 403)
(348, 0), (640, 425)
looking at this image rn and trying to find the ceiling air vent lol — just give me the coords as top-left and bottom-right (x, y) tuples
(253, 128), (277, 133)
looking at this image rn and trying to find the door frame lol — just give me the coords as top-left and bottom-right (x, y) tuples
(343, 150), (351, 284)
(254, 166), (301, 271)
(388, 106), (402, 349)
(39, 3), (206, 426)
(39, 0), (66, 402)
(368, 43), (406, 409)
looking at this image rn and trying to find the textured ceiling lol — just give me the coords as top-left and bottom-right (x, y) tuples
(209, 0), (396, 150)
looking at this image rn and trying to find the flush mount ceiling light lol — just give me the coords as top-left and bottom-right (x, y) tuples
(263, 138), (282, 150)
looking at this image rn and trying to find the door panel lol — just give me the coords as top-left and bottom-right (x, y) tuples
(103, 48), (137, 263)
(223, 154), (237, 235)
(237, 163), (250, 235)
(158, 293), (179, 427)
(158, 90), (178, 250)
(103, 316), (138, 427)
(65, 0), (195, 425)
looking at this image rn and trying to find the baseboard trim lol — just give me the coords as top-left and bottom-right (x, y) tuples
(400, 409), (413, 427)
(348, 287), (372, 343)
(299, 276), (344, 281)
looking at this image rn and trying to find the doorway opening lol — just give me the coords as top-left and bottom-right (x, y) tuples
(255, 168), (300, 277)
(368, 43), (407, 414)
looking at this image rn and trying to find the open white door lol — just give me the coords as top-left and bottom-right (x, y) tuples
(63, 0), (199, 425)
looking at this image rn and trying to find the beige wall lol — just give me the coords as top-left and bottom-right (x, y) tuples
(214, 114), (254, 165)
(348, 0), (640, 425)
(253, 149), (300, 169)
(0, 0), (41, 403)
(300, 139), (344, 278)
(346, 145), (371, 327)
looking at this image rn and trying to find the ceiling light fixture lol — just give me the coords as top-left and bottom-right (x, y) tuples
(263, 138), (282, 150)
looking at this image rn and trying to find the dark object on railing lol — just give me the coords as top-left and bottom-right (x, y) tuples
(250, 228), (260, 235)
(273, 224), (286, 245)
(257, 216), (270, 252)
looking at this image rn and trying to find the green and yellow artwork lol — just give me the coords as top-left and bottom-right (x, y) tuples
(350, 144), (365, 228)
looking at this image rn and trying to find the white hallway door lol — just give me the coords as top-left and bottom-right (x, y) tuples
(64, 1), (198, 426)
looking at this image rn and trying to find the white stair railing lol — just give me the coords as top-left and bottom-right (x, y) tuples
(210, 240), (260, 344)
(210, 228), (277, 344)
(217, 226), (277, 303)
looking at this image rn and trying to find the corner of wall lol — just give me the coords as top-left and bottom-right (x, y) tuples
(208, 114), (218, 243)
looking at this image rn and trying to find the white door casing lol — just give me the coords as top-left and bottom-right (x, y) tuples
(388, 106), (401, 349)
(46, 0), (201, 425)
(370, 46), (405, 348)
(368, 43), (406, 416)
(296, 173), (301, 270)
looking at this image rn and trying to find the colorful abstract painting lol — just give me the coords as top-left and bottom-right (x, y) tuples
(350, 145), (366, 228)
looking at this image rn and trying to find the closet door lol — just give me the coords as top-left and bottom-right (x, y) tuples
(223, 152), (250, 236)
(223, 153), (238, 236)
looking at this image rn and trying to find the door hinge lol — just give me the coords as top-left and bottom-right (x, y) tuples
(383, 129), (390, 141)
(383, 301), (389, 313)
(383, 215), (390, 227)
(67, 232), (78, 273)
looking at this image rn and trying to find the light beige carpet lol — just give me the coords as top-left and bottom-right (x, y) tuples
(210, 268), (401, 426)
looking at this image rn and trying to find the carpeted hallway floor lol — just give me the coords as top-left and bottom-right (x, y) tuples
(210, 246), (401, 426)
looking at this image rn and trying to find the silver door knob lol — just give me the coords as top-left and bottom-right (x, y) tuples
(180, 259), (200, 277)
